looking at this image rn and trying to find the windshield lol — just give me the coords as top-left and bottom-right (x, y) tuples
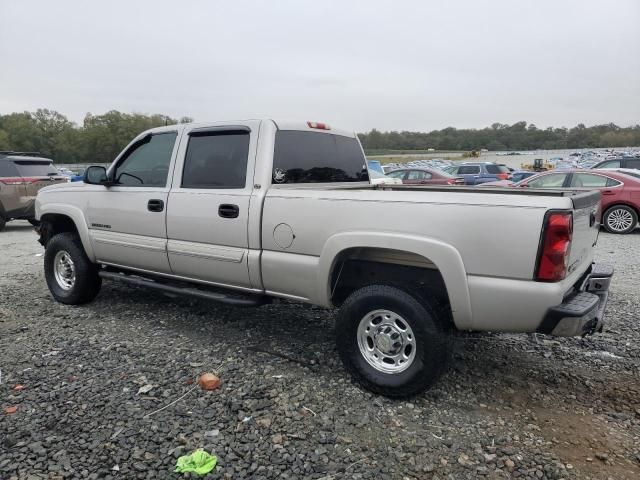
(369, 170), (391, 179)
(13, 160), (59, 177)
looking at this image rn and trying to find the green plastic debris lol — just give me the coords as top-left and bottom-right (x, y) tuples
(174, 449), (218, 475)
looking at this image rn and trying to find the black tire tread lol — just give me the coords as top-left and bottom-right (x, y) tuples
(44, 232), (101, 304)
(336, 284), (452, 398)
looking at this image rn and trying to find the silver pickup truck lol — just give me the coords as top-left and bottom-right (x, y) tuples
(35, 120), (613, 397)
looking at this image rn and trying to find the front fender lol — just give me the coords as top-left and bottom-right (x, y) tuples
(37, 202), (95, 262)
(317, 231), (473, 330)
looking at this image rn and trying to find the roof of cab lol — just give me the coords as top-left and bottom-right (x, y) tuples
(143, 120), (357, 139)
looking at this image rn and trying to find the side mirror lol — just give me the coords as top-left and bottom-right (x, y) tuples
(84, 166), (110, 185)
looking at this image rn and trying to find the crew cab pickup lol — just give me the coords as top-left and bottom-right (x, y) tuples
(35, 120), (613, 397)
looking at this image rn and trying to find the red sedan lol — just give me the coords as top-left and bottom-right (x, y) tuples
(516, 169), (640, 234)
(386, 167), (465, 185)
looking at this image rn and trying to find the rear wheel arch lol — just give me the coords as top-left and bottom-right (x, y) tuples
(320, 233), (472, 330)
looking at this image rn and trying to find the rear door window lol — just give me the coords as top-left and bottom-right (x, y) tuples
(597, 160), (621, 168)
(273, 131), (368, 183)
(626, 159), (640, 169)
(406, 170), (431, 180)
(485, 164), (510, 174)
(13, 161), (58, 177)
(181, 131), (250, 189)
(457, 166), (480, 175)
(570, 173), (610, 188)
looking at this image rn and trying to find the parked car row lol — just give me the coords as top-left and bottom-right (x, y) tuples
(482, 168), (640, 234)
(386, 167), (465, 185)
(372, 159), (639, 234)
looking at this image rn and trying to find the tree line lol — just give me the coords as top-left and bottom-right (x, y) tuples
(0, 109), (638, 164)
(359, 121), (640, 153)
(0, 109), (192, 164)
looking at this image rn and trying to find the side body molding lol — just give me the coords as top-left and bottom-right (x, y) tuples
(37, 203), (96, 262)
(316, 231), (473, 330)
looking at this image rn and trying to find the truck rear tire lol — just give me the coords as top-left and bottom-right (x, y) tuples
(335, 284), (451, 398)
(44, 232), (102, 304)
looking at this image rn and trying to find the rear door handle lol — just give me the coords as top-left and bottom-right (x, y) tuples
(601, 190), (615, 195)
(147, 199), (164, 212)
(218, 204), (239, 218)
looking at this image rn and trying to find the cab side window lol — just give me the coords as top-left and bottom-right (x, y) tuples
(114, 132), (177, 187)
(181, 131), (250, 189)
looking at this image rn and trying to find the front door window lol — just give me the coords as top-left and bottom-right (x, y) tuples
(113, 132), (177, 186)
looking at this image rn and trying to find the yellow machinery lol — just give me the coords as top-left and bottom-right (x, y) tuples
(520, 158), (553, 172)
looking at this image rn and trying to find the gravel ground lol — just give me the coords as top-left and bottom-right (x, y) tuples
(1, 221), (639, 480)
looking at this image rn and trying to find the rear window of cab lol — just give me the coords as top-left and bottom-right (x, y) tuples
(273, 131), (368, 184)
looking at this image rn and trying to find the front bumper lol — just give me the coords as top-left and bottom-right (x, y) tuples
(537, 263), (614, 336)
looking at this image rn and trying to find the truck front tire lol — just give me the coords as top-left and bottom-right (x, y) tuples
(44, 232), (101, 304)
(336, 284), (451, 398)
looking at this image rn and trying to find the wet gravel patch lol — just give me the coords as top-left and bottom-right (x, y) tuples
(1, 221), (639, 479)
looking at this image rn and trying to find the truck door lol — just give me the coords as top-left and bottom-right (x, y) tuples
(166, 123), (259, 290)
(86, 129), (180, 273)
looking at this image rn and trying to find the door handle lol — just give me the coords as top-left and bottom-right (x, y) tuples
(601, 190), (615, 195)
(218, 204), (239, 218)
(147, 199), (164, 212)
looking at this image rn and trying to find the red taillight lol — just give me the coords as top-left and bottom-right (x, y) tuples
(0, 177), (25, 185)
(536, 212), (573, 282)
(307, 121), (330, 130)
(22, 177), (45, 184)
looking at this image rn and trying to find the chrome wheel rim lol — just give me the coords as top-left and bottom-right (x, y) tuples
(607, 209), (633, 232)
(53, 250), (76, 290)
(357, 309), (416, 374)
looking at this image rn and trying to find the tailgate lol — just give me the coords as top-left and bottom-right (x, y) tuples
(567, 191), (601, 276)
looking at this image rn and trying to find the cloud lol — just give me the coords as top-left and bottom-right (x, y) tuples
(1, 0), (638, 131)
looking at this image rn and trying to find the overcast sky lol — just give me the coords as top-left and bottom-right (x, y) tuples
(1, 0), (638, 132)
